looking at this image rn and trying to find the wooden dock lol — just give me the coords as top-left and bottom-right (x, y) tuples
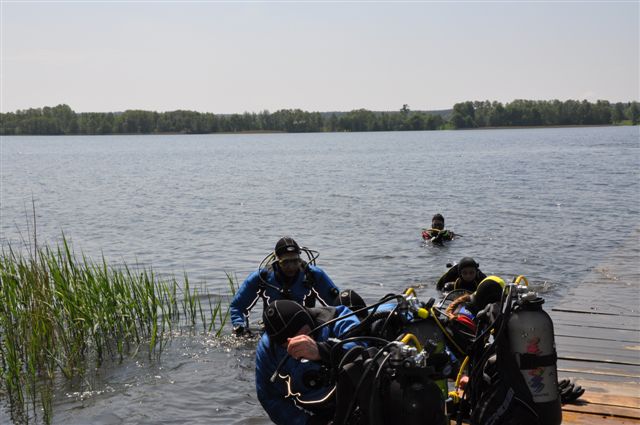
(552, 307), (640, 424)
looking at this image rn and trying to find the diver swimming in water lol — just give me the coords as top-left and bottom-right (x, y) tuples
(422, 213), (456, 245)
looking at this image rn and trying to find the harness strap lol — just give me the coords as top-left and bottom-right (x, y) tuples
(302, 262), (316, 288)
(303, 266), (318, 307)
(258, 266), (317, 306)
(517, 352), (557, 369)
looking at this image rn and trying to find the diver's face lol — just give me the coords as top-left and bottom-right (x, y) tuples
(432, 219), (444, 230)
(278, 252), (301, 278)
(460, 267), (476, 282)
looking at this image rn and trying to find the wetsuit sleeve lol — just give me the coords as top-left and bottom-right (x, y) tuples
(331, 305), (361, 338)
(230, 270), (263, 328)
(436, 266), (459, 291)
(255, 337), (311, 425)
(309, 266), (340, 306)
(316, 306), (363, 363)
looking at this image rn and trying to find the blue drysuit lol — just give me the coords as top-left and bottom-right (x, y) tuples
(230, 265), (339, 328)
(255, 305), (360, 425)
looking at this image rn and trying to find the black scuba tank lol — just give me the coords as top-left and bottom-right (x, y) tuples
(506, 293), (562, 425)
(378, 343), (448, 425)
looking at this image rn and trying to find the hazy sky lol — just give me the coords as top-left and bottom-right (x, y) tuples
(1, 1), (638, 113)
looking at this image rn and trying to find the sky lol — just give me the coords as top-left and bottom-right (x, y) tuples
(1, 1), (638, 114)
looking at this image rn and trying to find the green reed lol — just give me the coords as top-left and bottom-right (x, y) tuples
(0, 237), (235, 424)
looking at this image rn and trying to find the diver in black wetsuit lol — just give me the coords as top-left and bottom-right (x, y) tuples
(422, 213), (456, 244)
(436, 256), (487, 292)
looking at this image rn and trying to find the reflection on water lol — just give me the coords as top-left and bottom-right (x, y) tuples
(1, 126), (638, 423)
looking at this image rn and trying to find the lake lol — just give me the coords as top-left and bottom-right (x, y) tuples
(1, 126), (638, 424)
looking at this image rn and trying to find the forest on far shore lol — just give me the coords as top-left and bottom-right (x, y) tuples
(1, 99), (638, 135)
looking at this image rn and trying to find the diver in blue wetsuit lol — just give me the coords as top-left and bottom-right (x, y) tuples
(255, 300), (361, 425)
(230, 237), (340, 336)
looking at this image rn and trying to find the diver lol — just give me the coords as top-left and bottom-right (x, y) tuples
(255, 300), (361, 425)
(422, 213), (456, 244)
(230, 237), (340, 337)
(436, 256), (487, 292)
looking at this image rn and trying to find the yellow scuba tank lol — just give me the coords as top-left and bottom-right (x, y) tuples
(507, 292), (562, 425)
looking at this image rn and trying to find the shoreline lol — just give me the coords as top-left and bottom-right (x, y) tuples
(1, 123), (636, 137)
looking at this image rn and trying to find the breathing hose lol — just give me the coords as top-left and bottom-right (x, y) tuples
(269, 294), (403, 383)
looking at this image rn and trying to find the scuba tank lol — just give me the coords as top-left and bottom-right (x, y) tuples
(355, 340), (448, 425)
(506, 292), (562, 425)
(379, 341), (448, 425)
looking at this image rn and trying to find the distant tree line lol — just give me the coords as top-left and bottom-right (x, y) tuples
(450, 99), (639, 128)
(0, 100), (638, 136)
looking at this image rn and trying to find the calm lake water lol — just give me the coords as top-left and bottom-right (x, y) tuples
(1, 126), (639, 424)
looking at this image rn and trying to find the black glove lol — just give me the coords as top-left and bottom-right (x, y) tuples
(233, 325), (251, 338)
(558, 379), (585, 404)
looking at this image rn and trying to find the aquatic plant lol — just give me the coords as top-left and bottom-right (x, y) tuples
(0, 236), (233, 424)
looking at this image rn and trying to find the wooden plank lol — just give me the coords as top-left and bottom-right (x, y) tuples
(556, 335), (640, 352)
(451, 411), (639, 425)
(554, 322), (637, 333)
(561, 377), (640, 421)
(558, 354), (639, 367)
(554, 321), (639, 333)
(558, 358), (640, 373)
(570, 379), (639, 395)
(552, 308), (640, 318)
(550, 311), (640, 331)
(556, 338), (640, 365)
(551, 309), (640, 323)
(558, 367), (640, 381)
(562, 410), (639, 425)
(557, 334), (640, 353)
(581, 393), (640, 410)
(562, 403), (640, 420)
(555, 324), (640, 343)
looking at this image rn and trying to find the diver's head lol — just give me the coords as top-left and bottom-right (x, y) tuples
(458, 257), (479, 283)
(337, 289), (367, 319)
(263, 300), (314, 346)
(431, 213), (445, 230)
(274, 236), (302, 278)
(470, 276), (505, 311)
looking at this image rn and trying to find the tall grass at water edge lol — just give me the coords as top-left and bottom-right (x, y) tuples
(0, 237), (237, 424)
